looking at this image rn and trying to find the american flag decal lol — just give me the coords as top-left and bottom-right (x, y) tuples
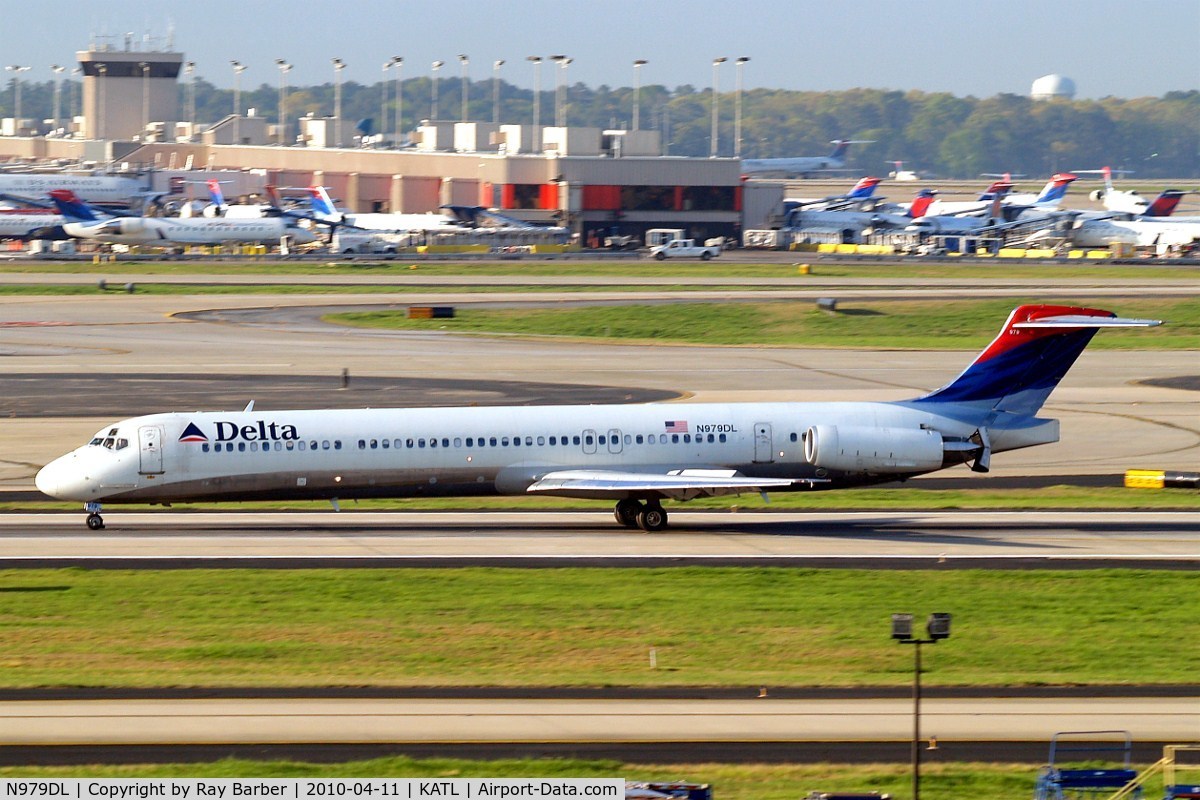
(664, 420), (688, 433)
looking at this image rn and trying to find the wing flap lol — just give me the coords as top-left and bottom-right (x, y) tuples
(526, 468), (822, 501)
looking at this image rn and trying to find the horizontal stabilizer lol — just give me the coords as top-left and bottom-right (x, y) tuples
(1013, 315), (1161, 328)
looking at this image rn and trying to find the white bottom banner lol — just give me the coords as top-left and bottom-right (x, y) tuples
(0, 780), (626, 800)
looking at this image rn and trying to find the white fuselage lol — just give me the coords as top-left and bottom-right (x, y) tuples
(0, 211), (65, 239)
(1070, 218), (1200, 248)
(331, 211), (462, 232)
(0, 174), (148, 206)
(35, 400), (1055, 506)
(62, 216), (317, 245)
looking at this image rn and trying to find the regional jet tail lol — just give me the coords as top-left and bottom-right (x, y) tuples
(741, 139), (874, 178)
(36, 305), (1158, 532)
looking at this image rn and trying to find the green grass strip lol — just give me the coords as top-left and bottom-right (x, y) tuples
(329, 297), (1200, 349)
(0, 568), (1196, 688)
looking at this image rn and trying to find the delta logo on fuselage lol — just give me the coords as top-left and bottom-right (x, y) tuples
(178, 420), (300, 443)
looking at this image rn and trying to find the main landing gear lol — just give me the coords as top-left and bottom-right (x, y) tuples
(613, 498), (668, 532)
(84, 502), (104, 530)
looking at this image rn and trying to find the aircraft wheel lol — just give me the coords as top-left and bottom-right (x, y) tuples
(86, 513), (105, 531)
(654, 251), (666, 261)
(636, 505), (668, 532)
(614, 499), (643, 528)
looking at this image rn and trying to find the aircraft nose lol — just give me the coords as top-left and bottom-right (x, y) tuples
(35, 459), (62, 498)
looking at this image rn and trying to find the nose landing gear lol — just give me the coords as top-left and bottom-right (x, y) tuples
(84, 502), (104, 530)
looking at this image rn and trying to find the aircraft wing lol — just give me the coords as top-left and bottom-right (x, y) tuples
(526, 468), (822, 500)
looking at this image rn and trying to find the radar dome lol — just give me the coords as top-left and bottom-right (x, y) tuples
(1031, 74), (1076, 100)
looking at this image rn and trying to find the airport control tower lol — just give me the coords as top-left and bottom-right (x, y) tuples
(78, 34), (182, 140)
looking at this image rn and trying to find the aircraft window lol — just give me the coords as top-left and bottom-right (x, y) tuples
(671, 434), (679, 444)
(512, 437), (520, 447)
(624, 434), (632, 445)
(537, 436), (545, 446)
(285, 441), (295, 451)
(382, 440), (390, 449)
(454, 438), (462, 448)
(573, 435), (581, 445)
(502, 437), (510, 446)
(789, 432), (798, 442)
(250, 442), (259, 452)
(274, 442), (282, 451)
(466, 437), (474, 447)
(334, 441), (342, 450)
(683, 434), (691, 444)
(707, 434), (715, 443)
(116, 438), (129, 450)
(311, 440), (319, 450)
(549, 436), (556, 446)
(598, 435), (606, 445)
(202, 443), (210, 452)
(584, 435), (594, 445)
(297, 441), (306, 451)
(490, 437), (497, 446)
(419, 439), (426, 448)
(370, 439), (378, 449)
(660, 434), (668, 444)
(358, 439), (366, 449)
(407, 438), (415, 448)
(239, 442), (247, 452)
(442, 438), (450, 448)
(719, 433), (727, 443)
(90, 438), (104, 446)
(524, 436), (532, 446)
(637, 434), (645, 444)
(109, 428), (119, 436)
(103, 438), (115, 449)
(430, 438), (438, 449)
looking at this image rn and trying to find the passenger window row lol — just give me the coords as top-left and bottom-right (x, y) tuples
(351, 432), (732, 450)
(201, 440), (342, 453)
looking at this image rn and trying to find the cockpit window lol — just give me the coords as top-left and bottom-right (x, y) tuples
(90, 438), (104, 446)
(115, 438), (129, 450)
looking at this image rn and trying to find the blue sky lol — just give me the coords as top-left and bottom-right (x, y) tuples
(9, 0), (1198, 98)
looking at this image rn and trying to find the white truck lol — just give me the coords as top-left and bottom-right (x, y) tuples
(649, 238), (722, 261)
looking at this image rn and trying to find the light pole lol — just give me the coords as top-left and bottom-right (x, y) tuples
(331, 57), (346, 147)
(710, 57), (726, 158)
(50, 65), (65, 133)
(892, 612), (953, 800)
(526, 56), (542, 149)
(632, 59), (647, 131)
(95, 63), (107, 140)
(551, 54), (570, 127)
(391, 56), (403, 144)
(457, 54), (469, 123)
(230, 60), (245, 145)
(381, 58), (392, 146)
(138, 62), (149, 139)
(431, 60), (444, 120)
(6, 66), (30, 131)
(184, 62), (196, 140)
(492, 59), (504, 125)
(275, 59), (291, 146)
(734, 57), (749, 158)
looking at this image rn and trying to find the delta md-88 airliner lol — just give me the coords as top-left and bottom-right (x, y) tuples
(36, 305), (1158, 531)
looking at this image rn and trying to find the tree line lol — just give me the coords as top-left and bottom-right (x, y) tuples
(4, 76), (1196, 178)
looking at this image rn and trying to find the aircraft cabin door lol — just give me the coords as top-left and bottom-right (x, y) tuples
(582, 429), (597, 455)
(138, 425), (164, 474)
(607, 429), (623, 454)
(753, 422), (774, 463)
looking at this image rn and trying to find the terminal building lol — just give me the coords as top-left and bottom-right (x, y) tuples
(0, 41), (782, 244)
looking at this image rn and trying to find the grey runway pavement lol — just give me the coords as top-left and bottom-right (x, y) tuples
(0, 696), (1195, 745)
(0, 511), (1196, 565)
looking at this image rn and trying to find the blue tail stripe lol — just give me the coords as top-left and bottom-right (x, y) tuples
(914, 329), (1099, 414)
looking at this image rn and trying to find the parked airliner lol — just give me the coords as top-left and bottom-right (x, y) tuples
(36, 305), (1157, 531)
(50, 190), (317, 246)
